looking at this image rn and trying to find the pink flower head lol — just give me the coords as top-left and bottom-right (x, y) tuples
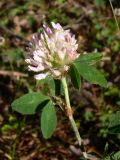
(26, 22), (79, 80)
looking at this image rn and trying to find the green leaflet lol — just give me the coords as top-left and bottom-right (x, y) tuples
(41, 100), (57, 139)
(11, 92), (49, 114)
(73, 62), (107, 87)
(75, 52), (102, 64)
(70, 64), (81, 89)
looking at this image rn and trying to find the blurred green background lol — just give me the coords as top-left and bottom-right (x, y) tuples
(0, 0), (120, 159)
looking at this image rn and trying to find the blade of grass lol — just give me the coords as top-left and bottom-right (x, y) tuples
(109, 0), (120, 32)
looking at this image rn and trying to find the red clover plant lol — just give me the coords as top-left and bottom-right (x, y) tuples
(11, 22), (107, 159)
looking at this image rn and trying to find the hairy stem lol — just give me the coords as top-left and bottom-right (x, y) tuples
(61, 77), (92, 159)
(61, 77), (82, 146)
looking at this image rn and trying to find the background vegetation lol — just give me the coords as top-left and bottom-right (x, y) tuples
(0, 0), (120, 159)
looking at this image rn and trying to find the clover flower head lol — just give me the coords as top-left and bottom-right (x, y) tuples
(25, 22), (79, 80)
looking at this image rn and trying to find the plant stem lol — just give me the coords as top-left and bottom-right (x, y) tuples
(61, 77), (82, 146)
(109, 0), (120, 32)
(61, 77), (90, 159)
